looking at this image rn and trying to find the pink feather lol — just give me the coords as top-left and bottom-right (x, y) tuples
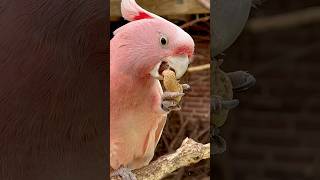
(110, 0), (195, 171)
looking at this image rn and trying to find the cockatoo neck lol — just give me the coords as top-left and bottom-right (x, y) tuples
(131, 72), (158, 88)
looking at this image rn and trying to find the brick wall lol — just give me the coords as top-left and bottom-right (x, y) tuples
(181, 37), (210, 123)
(214, 0), (320, 180)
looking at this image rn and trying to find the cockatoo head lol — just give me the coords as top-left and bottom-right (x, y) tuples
(113, 0), (195, 80)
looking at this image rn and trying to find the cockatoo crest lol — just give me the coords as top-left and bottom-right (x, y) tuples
(121, 0), (162, 21)
(114, 0), (169, 35)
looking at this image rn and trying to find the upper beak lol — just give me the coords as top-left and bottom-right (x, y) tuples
(150, 55), (190, 80)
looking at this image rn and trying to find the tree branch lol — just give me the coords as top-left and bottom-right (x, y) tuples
(111, 138), (210, 180)
(180, 16), (210, 29)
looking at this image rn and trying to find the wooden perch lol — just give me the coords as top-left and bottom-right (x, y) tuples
(111, 138), (210, 180)
(197, 0), (210, 10)
(110, 0), (209, 19)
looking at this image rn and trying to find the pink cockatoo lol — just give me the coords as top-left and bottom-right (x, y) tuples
(110, 0), (195, 179)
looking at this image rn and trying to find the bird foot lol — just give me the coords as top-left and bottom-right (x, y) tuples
(181, 83), (191, 92)
(161, 91), (184, 112)
(111, 166), (137, 180)
(212, 95), (239, 112)
(227, 71), (256, 92)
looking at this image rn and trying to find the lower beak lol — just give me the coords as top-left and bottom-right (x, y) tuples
(150, 55), (190, 80)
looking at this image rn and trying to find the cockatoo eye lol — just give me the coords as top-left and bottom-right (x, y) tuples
(160, 36), (168, 46)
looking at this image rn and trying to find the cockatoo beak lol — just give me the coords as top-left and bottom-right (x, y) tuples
(150, 55), (190, 80)
(166, 55), (190, 79)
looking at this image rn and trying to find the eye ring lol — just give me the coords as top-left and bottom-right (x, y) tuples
(160, 36), (168, 46)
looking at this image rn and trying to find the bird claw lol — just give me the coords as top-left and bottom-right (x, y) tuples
(161, 91), (183, 112)
(162, 91), (184, 100)
(161, 100), (181, 112)
(227, 71), (256, 92)
(111, 166), (137, 180)
(212, 95), (239, 112)
(181, 84), (191, 92)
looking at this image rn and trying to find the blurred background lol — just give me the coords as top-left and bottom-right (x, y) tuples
(110, 0), (210, 179)
(214, 0), (320, 180)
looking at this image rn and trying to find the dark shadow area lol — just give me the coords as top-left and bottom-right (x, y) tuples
(213, 0), (320, 180)
(0, 1), (109, 179)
